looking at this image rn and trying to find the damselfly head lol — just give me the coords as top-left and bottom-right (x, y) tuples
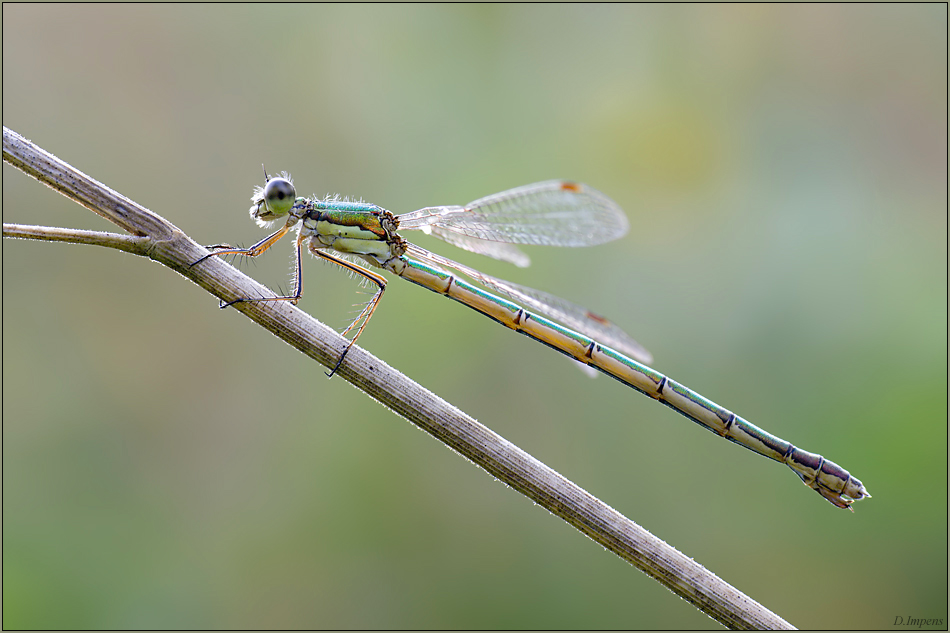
(249, 173), (297, 226)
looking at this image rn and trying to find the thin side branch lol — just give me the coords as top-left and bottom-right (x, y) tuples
(2, 125), (794, 630)
(2, 223), (149, 254)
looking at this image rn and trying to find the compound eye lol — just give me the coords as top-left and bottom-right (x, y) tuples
(263, 177), (296, 217)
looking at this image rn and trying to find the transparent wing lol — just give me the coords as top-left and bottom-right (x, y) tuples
(424, 227), (531, 268)
(405, 244), (652, 365)
(397, 181), (629, 255)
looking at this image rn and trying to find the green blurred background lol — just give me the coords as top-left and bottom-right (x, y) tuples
(3, 4), (946, 629)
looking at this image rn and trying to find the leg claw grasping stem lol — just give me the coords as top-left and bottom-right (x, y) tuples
(326, 343), (353, 378)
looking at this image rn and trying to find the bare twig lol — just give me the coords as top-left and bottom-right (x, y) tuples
(2, 125), (794, 630)
(1, 223), (148, 253)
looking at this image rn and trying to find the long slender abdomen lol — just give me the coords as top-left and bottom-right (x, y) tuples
(393, 256), (868, 508)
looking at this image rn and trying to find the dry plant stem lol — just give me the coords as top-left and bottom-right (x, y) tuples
(2, 126), (794, 631)
(1, 224), (148, 253)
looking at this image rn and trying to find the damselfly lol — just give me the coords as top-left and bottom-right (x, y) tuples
(193, 170), (869, 509)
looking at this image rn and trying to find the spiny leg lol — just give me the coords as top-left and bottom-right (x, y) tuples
(219, 230), (306, 308)
(308, 244), (388, 377)
(190, 225), (300, 308)
(340, 291), (380, 339)
(191, 224), (292, 266)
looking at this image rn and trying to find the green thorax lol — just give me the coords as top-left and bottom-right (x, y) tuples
(301, 198), (405, 262)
